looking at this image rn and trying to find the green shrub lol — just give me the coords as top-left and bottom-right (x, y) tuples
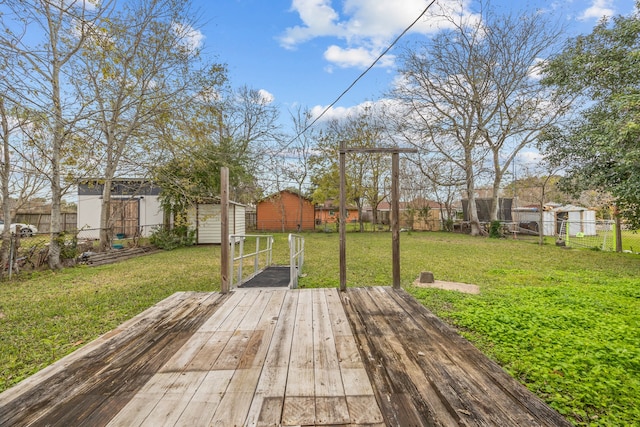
(489, 220), (502, 238)
(149, 225), (196, 250)
(444, 218), (454, 232)
(55, 232), (78, 260)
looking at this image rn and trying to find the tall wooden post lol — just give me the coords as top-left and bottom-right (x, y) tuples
(339, 142), (347, 292)
(338, 146), (415, 292)
(220, 167), (230, 294)
(391, 152), (400, 289)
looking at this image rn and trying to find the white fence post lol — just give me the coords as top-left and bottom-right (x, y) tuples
(288, 234), (305, 289)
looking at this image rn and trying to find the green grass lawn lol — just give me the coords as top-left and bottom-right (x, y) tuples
(1, 231), (638, 426)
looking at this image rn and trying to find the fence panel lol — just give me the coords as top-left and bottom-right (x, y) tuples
(13, 213), (77, 234)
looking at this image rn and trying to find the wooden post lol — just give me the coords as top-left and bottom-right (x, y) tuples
(338, 146), (415, 291)
(220, 167), (230, 294)
(391, 152), (400, 289)
(339, 142), (347, 292)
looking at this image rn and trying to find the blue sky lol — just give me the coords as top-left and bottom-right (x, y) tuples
(191, 0), (638, 124)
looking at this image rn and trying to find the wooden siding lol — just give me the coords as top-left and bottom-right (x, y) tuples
(256, 190), (315, 232)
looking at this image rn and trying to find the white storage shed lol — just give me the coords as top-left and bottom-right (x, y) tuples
(187, 201), (246, 244)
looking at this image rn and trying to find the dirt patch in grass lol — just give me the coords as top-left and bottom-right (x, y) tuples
(412, 279), (480, 294)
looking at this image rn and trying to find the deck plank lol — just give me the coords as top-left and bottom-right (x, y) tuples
(341, 287), (572, 427)
(209, 289), (287, 425)
(160, 290), (248, 372)
(173, 370), (234, 426)
(245, 290), (299, 426)
(313, 289), (349, 425)
(0, 292), (228, 427)
(0, 286), (571, 427)
(282, 289), (316, 425)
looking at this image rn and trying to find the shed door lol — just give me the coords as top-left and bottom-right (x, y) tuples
(111, 199), (139, 237)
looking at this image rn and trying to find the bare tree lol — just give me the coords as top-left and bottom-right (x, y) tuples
(73, 0), (226, 251)
(399, 158), (462, 231)
(0, 0), (115, 268)
(309, 106), (391, 232)
(393, 1), (570, 235)
(281, 107), (317, 230)
(217, 85), (283, 204)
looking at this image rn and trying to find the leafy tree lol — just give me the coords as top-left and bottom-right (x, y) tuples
(153, 85), (275, 217)
(309, 106), (391, 232)
(72, 0), (225, 251)
(393, 0), (569, 235)
(503, 175), (567, 207)
(541, 2), (640, 228)
(153, 136), (251, 215)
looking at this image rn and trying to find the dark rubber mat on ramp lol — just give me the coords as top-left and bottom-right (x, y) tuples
(240, 266), (290, 288)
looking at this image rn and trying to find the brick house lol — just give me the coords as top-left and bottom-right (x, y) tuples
(315, 199), (359, 226)
(256, 190), (315, 232)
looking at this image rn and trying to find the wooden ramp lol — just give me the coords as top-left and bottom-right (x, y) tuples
(0, 287), (570, 427)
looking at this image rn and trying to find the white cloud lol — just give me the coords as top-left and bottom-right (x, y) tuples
(172, 22), (205, 53)
(517, 150), (543, 166)
(578, 0), (615, 21)
(280, 0), (343, 48)
(309, 98), (401, 123)
(280, 0), (479, 69)
(258, 89), (275, 104)
(528, 57), (547, 81)
(323, 45), (395, 68)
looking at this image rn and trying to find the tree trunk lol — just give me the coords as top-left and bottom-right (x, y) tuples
(490, 169), (503, 222)
(48, 67), (64, 270)
(298, 187), (304, 232)
(99, 178), (113, 252)
(0, 98), (12, 276)
(538, 201), (545, 246)
(465, 151), (483, 236)
(372, 206), (378, 231)
(614, 206), (623, 253)
(357, 200), (364, 232)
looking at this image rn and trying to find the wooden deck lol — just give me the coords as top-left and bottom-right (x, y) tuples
(0, 287), (570, 427)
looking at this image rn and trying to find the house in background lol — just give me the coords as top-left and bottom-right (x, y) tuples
(315, 199), (359, 227)
(77, 179), (163, 239)
(186, 201), (246, 244)
(376, 198), (450, 231)
(513, 204), (596, 236)
(256, 190), (315, 232)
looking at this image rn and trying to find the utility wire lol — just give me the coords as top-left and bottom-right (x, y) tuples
(283, 0), (437, 149)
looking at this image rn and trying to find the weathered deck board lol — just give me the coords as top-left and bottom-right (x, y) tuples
(0, 286), (570, 427)
(341, 286), (572, 427)
(0, 291), (229, 426)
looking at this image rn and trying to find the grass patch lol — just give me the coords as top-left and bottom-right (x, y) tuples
(1, 231), (638, 426)
(0, 246), (221, 390)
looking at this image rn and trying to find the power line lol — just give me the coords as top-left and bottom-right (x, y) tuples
(282, 0), (437, 151)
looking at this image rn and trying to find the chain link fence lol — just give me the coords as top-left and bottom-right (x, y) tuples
(454, 219), (640, 253)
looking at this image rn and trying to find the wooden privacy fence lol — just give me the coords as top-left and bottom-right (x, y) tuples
(13, 213), (77, 234)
